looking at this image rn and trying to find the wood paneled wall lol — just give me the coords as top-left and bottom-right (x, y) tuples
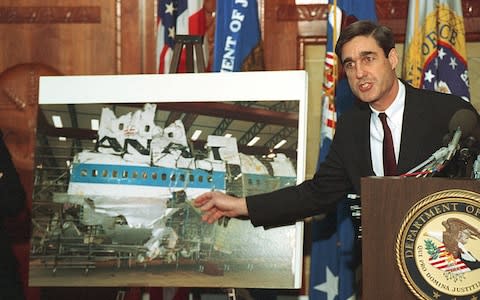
(0, 1), (113, 75)
(265, 0), (480, 70)
(1, 0), (479, 75)
(0, 0), (158, 76)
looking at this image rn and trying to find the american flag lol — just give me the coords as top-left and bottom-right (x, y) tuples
(317, 99), (336, 165)
(429, 244), (471, 274)
(310, 1), (377, 299)
(156, 0), (206, 73)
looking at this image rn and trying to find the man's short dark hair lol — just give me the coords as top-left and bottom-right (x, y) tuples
(334, 20), (395, 63)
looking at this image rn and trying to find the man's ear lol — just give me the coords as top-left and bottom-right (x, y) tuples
(388, 48), (399, 70)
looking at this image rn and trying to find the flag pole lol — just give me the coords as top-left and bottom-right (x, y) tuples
(331, 0), (338, 132)
(333, 0), (338, 85)
(414, 0), (419, 35)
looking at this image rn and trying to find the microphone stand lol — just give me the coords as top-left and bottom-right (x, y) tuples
(473, 155), (480, 179)
(403, 128), (462, 177)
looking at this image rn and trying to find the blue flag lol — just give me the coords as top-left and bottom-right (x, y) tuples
(212, 0), (261, 72)
(402, 0), (470, 101)
(310, 1), (377, 299)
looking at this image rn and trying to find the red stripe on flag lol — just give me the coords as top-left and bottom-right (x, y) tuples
(188, 7), (206, 34)
(326, 119), (336, 129)
(428, 247), (470, 273)
(158, 46), (170, 73)
(156, 1), (206, 73)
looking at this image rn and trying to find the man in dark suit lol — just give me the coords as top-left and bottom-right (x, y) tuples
(193, 20), (479, 228)
(0, 130), (26, 300)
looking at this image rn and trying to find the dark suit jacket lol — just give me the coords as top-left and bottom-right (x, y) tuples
(247, 82), (479, 227)
(0, 131), (26, 299)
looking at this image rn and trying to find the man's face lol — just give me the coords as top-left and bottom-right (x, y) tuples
(341, 35), (399, 111)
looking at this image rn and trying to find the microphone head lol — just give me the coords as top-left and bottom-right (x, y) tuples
(448, 109), (478, 136)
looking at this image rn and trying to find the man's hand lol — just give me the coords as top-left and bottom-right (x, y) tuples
(193, 191), (248, 224)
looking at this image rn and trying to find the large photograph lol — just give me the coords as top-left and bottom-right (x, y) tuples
(29, 71), (307, 288)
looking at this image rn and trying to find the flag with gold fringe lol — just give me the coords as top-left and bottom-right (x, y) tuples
(402, 0), (470, 101)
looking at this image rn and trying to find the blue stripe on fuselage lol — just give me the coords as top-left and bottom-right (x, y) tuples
(70, 163), (225, 189)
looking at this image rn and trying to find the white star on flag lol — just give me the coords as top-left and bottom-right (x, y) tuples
(424, 69), (435, 83)
(156, 0), (206, 74)
(449, 57), (458, 69)
(165, 2), (175, 15)
(402, 0), (470, 101)
(314, 267), (339, 300)
(168, 26), (175, 39)
(437, 47), (446, 59)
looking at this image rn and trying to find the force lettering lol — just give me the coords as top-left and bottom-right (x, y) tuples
(421, 23), (460, 56)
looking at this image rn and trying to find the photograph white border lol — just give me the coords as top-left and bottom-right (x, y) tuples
(37, 70), (308, 288)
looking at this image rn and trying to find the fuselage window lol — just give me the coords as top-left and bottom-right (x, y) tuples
(112, 170), (118, 178)
(161, 173), (167, 181)
(189, 174), (194, 182)
(198, 176), (203, 183)
(122, 170), (128, 178)
(152, 172), (158, 180)
(102, 170), (108, 177)
(179, 174), (185, 182)
(132, 171), (138, 179)
(81, 169), (88, 177)
(256, 179), (261, 185)
(142, 172), (148, 179)
(92, 169), (98, 177)
(207, 176), (212, 183)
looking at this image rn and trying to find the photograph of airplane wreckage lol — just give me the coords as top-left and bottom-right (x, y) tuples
(29, 101), (303, 287)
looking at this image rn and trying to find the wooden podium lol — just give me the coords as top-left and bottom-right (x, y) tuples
(360, 176), (480, 299)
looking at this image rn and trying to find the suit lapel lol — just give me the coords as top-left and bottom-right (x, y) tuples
(397, 85), (430, 174)
(353, 107), (375, 176)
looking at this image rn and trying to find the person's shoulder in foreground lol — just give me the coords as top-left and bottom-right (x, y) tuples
(0, 130), (25, 217)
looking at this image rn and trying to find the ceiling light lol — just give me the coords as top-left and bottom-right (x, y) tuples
(191, 130), (202, 141)
(59, 136), (66, 141)
(247, 136), (260, 146)
(52, 115), (63, 128)
(224, 133), (232, 138)
(91, 119), (99, 130)
(273, 139), (287, 149)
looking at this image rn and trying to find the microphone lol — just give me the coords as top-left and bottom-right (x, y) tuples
(473, 155), (480, 179)
(449, 109), (480, 155)
(442, 109), (480, 177)
(448, 108), (477, 139)
(439, 109), (478, 162)
(445, 127), (462, 161)
(404, 108), (479, 177)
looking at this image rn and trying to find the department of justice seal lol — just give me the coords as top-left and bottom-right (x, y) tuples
(396, 189), (480, 300)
